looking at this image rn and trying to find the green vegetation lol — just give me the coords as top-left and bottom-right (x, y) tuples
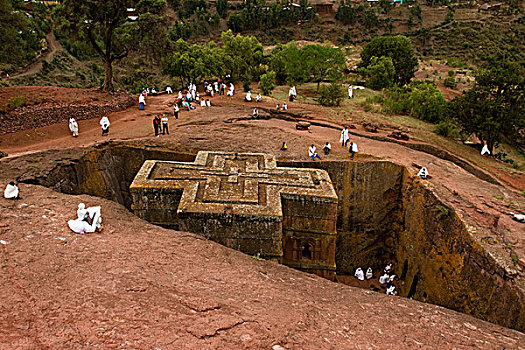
(258, 71), (276, 95)
(364, 81), (447, 123)
(319, 82), (345, 107)
(9, 96), (26, 109)
(449, 62), (525, 153)
(360, 36), (419, 86)
(54, 0), (168, 91)
(360, 56), (395, 90)
(0, 0), (48, 72)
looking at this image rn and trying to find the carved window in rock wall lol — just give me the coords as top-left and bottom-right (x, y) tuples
(284, 237), (319, 262)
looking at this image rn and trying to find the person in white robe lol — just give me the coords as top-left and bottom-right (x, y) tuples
(177, 91), (183, 99)
(366, 267), (373, 280)
(139, 94), (146, 105)
(68, 203), (102, 234)
(200, 99), (206, 107)
(282, 103), (288, 110)
(386, 286), (396, 295)
(191, 89), (196, 101)
(69, 118), (79, 137)
(100, 116), (110, 136)
(206, 99), (211, 107)
(354, 267), (365, 281)
(379, 273), (389, 284)
(349, 141), (358, 160)
(417, 167), (428, 179)
(256, 93), (261, 102)
(4, 182), (19, 199)
(340, 127), (349, 147)
(348, 85), (353, 99)
(481, 142), (490, 156)
(252, 108), (259, 119)
(384, 263), (392, 273)
(510, 212), (525, 223)
(309, 144), (321, 161)
(151, 88), (157, 94)
(166, 86), (173, 94)
(245, 91), (252, 102)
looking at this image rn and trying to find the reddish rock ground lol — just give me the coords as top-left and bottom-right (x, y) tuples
(0, 86), (524, 347)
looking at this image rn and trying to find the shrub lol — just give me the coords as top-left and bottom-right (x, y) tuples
(9, 96), (26, 109)
(444, 77), (457, 88)
(319, 82), (345, 107)
(434, 120), (458, 138)
(258, 71), (276, 95)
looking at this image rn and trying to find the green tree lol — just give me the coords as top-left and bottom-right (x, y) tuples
(0, 0), (43, 69)
(335, 0), (357, 25)
(217, 0), (228, 18)
(361, 56), (395, 90)
(407, 81), (446, 123)
(220, 30), (264, 82)
(319, 82), (345, 107)
(379, 0), (392, 14)
(56, 0), (147, 91)
(259, 71), (276, 95)
(163, 39), (222, 87)
(360, 35), (418, 86)
(450, 62), (525, 153)
(301, 44), (345, 91)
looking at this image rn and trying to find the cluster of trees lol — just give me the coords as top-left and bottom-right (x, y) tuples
(0, 0), (48, 72)
(335, 0), (380, 29)
(163, 31), (264, 87)
(162, 32), (345, 94)
(228, 0), (316, 32)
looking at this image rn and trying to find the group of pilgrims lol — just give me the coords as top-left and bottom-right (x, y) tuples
(306, 126), (359, 161)
(354, 263), (397, 296)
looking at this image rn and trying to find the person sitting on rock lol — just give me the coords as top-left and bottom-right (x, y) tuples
(245, 91), (252, 102)
(365, 267), (373, 280)
(252, 108), (259, 119)
(282, 103), (288, 111)
(323, 142), (331, 155)
(417, 167), (429, 179)
(68, 203), (102, 234)
(354, 267), (365, 281)
(309, 144), (321, 161)
(166, 86), (173, 94)
(206, 99), (211, 107)
(276, 104), (281, 110)
(200, 99), (206, 107)
(4, 181), (20, 199)
(256, 93), (261, 102)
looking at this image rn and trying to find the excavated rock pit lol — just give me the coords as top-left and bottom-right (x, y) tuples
(11, 141), (525, 332)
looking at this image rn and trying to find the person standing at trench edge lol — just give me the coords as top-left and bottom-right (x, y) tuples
(153, 115), (161, 137)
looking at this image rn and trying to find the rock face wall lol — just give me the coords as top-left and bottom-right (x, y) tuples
(281, 160), (525, 332)
(14, 143), (524, 332)
(129, 152), (339, 279)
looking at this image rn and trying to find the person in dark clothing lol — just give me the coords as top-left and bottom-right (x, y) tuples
(153, 115), (161, 137)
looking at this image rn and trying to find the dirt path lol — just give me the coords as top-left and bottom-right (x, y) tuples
(8, 28), (62, 79)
